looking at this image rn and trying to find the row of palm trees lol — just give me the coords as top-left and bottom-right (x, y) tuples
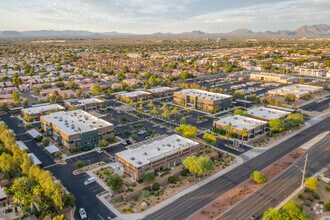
(224, 122), (249, 147)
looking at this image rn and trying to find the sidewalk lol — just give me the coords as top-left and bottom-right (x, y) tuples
(108, 157), (244, 220)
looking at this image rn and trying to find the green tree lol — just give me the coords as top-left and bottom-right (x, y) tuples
(143, 173), (155, 183)
(142, 190), (151, 199)
(298, 78), (305, 84)
(183, 156), (213, 177)
(233, 109), (248, 116)
(269, 118), (286, 133)
(263, 207), (289, 220)
(171, 107), (180, 119)
(224, 122), (232, 145)
(282, 200), (308, 220)
(23, 113), (33, 122)
(42, 137), (50, 146)
(203, 133), (217, 145)
(55, 151), (63, 160)
(238, 128), (248, 146)
(107, 174), (123, 191)
(175, 124), (197, 138)
(180, 117), (186, 125)
(22, 98), (29, 108)
(151, 107), (158, 118)
(12, 91), (20, 102)
(92, 84), (101, 95)
(33, 87), (39, 95)
(74, 160), (84, 169)
(305, 177), (318, 192)
(123, 130), (132, 138)
(251, 171), (267, 183)
(285, 94), (296, 103)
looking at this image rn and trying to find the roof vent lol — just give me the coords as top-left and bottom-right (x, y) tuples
(142, 152), (147, 155)
(130, 157), (135, 160)
(156, 147), (160, 151)
(137, 161), (142, 165)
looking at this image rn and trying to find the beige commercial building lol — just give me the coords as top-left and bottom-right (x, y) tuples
(115, 135), (200, 181)
(116, 91), (152, 102)
(174, 89), (232, 112)
(213, 115), (268, 139)
(41, 110), (114, 149)
(21, 104), (65, 121)
(250, 73), (297, 84)
(247, 107), (290, 121)
(268, 84), (323, 98)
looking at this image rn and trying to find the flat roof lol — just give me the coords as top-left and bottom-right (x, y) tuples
(64, 98), (103, 106)
(28, 153), (42, 165)
(22, 104), (64, 115)
(175, 89), (232, 101)
(16, 141), (28, 150)
(268, 88), (306, 96)
(41, 110), (113, 136)
(119, 90), (151, 98)
(266, 105), (296, 112)
(147, 87), (173, 93)
(116, 134), (199, 168)
(247, 107), (290, 120)
(214, 115), (267, 131)
(284, 84), (323, 92)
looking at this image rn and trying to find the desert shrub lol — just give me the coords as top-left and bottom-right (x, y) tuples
(298, 194), (305, 200)
(304, 200), (312, 207)
(153, 183), (160, 191)
(181, 170), (187, 176)
(307, 195), (314, 202)
(154, 191), (159, 196)
(168, 176), (176, 183)
(133, 195), (139, 201)
(312, 193), (320, 200)
(325, 202), (330, 211)
(325, 186), (330, 192)
(304, 188), (311, 193)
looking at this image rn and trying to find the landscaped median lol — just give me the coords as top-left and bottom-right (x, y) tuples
(89, 146), (236, 214)
(189, 147), (306, 220)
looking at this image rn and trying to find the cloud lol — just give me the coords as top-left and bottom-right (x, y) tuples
(0, 0), (329, 33)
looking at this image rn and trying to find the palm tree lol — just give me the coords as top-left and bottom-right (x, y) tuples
(238, 128), (248, 148)
(161, 104), (168, 112)
(151, 107), (158, 118)
(225, 122), (232, 145)
(138, 104), (144, 112)
(171, 107), (179, 120)
(162, 110), (169, 120)
(147, 100), (154, 108)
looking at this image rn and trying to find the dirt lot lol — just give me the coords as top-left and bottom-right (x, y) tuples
(294, 180), (330, 220)
(189, 148), (306, 220)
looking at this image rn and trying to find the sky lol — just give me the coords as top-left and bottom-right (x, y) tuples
(0, 0), (329, 34)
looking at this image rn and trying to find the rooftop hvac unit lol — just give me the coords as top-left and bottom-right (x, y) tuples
(137, 161), (142, 165)
(130, 157), (135, 160)
(156, 147), (160, 151)
(142, 152), (147, 155)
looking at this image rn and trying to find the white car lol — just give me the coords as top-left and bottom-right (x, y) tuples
(84, 177), (95, 185)
(95, 148), (102, 153)
(138, 130), (146, 135)
(121, 140), (128, 145)
(79, 208), (87, 219)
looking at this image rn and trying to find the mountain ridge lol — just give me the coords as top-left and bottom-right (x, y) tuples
(1, 24), (329, 38)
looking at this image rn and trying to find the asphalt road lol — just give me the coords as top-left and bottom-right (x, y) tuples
(218, 134), (330, 220)
(300, 97), (330, 112)
(144, 117), (330, 220)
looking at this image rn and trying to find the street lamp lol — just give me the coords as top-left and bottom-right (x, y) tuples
(296, 154), (308, 190)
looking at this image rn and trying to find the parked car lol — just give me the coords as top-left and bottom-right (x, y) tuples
(95, 148), (102, 153)
(144, 110), (150, 113)
(120, 140), (128, 145)
(249, 212), (262, 220)
(84, 177), (95, 185)
(138, 130), (146, 135)
(159, 126), (165, 129)
(79, 208), (87, 219)
(110, 156), (115, 162)
(126, 140), (132, 145)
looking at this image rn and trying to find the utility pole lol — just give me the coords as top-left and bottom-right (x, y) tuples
(296, 154), (308, 190)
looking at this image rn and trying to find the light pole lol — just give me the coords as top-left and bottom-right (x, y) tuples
(296, 154), (308, 190)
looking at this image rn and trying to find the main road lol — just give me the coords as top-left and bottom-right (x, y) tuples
(219, 133), (330, 220)
(144, 117), (330, 220)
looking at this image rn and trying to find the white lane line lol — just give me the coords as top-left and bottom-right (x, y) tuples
(98, 214), (105, 220)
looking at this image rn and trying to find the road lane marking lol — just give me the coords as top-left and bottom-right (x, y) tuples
(98, 214), (105, 220)
(44, 164), (58, 169)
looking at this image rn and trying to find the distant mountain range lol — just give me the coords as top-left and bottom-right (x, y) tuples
(1, 24), (329, 38)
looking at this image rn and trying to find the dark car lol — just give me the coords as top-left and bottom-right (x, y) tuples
(126, 140), (132, 145)
(249, 212), (262, 220)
